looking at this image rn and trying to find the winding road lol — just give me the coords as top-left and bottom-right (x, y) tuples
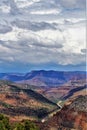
(41, 100), (63, 123)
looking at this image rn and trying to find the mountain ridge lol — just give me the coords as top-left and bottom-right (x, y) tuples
(0, 70), (86, 87)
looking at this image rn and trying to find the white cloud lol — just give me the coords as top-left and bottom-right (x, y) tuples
(0, 0), (86, 67)
(30, 9), (60, 15)
(14, 0), (41, 8)
(0, 5), (10, 13)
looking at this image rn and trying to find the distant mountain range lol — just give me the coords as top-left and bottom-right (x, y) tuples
(0, 70), (86, 87)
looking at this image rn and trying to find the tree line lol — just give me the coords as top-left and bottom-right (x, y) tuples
(0, 114), (39, 130)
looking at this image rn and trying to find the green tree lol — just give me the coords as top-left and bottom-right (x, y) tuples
(0, 121), (6, 130)
(24, 120), (39, 130)
(2, 116), (11, 130)
(0, 114), (4, 120)
(0, 114), (39, 130)
(0, 114), (11, 130)
(15, 123), (25, 130)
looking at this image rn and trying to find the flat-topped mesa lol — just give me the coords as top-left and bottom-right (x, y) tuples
(0, 71), (86, 87)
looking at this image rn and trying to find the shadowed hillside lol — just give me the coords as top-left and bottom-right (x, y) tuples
(0, 80), (58, 121)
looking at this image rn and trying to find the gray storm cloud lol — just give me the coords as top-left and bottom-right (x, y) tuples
(11, 20), (57, 31)
(0, 0), (86, 66)
(0, 24), (12, 34)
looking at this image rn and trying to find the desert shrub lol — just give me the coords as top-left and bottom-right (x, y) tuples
(0, 114), (39, 130)
(0, 121), (6, 130)
(24, 120), (39, 130)
(0, 114), (4, 120)
(2, 116), (11, 130)
(0, 114), (11, 130)
(14, 123), (24, 130)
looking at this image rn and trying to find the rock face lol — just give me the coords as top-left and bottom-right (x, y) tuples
(39, 95), (87, 130)
(69, 95), (87, 112)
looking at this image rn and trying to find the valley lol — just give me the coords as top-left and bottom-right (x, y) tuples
(0, 71), (86, 129)
(0, 81), (58, 122)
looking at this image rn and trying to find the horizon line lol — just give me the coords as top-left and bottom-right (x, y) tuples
(0, 70), (86, 73)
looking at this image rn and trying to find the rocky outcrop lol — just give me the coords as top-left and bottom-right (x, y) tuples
(38, 95), (87, 130)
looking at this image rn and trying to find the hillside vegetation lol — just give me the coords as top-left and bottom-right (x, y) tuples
(0, 114), (39, 130)
(0, 80), (57, 121)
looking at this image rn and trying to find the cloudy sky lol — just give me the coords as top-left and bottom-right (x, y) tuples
(0, 0), (86, 72)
